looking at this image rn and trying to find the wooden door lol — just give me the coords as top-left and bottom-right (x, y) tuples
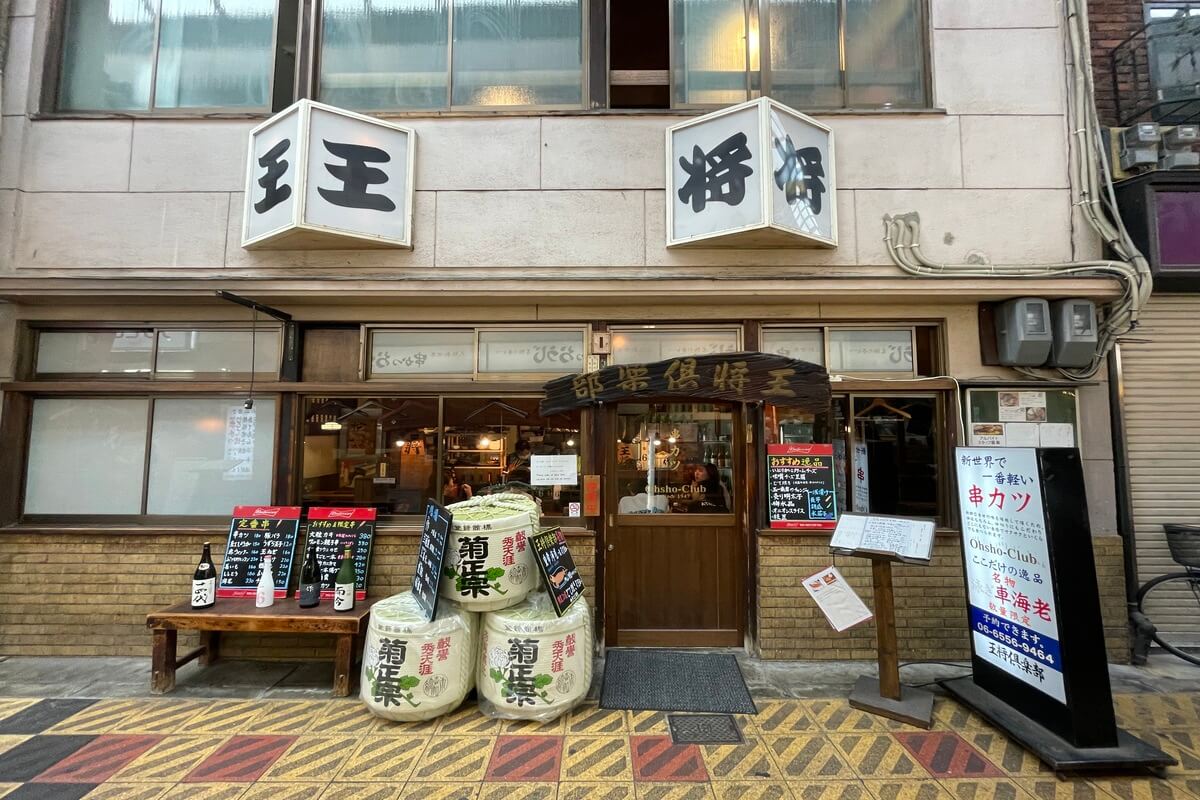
(604, 401), (746, 647)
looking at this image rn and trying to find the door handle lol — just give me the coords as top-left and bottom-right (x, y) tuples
(607, 543), (614, 551)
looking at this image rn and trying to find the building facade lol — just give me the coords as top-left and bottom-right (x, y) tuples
(0, 0), (1131, 662)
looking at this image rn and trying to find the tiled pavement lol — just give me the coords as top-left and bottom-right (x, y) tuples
(0, 693), (1197, 800)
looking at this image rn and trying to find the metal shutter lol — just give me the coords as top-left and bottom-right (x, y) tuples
(1122, 294), (1200, 646)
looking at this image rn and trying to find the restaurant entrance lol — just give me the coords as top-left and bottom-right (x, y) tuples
(604, 401), (746, 647)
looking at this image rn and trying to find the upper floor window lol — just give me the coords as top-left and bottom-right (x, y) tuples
(57, 0), (279, 112)
(319, 0), (586, 111)
(34, 327), (282, 380)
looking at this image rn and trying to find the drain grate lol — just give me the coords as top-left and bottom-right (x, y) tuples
(667, 713), (745, 745)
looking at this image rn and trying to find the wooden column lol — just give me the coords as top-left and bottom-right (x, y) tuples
(872, 559), (901, 701)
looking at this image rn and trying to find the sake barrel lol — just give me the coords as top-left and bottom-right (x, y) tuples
(478, 593), (592, 722)
(441, 493), (539, 612)
(361, 591), (476, 722)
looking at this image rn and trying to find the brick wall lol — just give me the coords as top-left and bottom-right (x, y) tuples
(1090, 0), (1146, 125)
(756, 534), (1130, 663)
(0, 532), (597, 660)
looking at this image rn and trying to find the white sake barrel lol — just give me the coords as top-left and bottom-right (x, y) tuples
(478, 594), (592, 722)
(360, 591), (476, 722)
(441, 493), (539, 612)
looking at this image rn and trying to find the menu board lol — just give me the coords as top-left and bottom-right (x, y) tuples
(767, 443), (838, 530)
(305, 507), (376, 601)
(413, 501), (452, 622)
(217, 506), (301, 598)
(530, 526), (585, 617)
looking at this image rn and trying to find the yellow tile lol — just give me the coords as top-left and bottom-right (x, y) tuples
(765, 734), (858, 780)
(314, 702), (384, 734)
(959, 731), (1052, 777)
(1090, 777), (1199, 800)
(160, 785), (246, 800)
(788, 780), (873, 800)
(931, 700), (993, 733)
(0, 736), (29, 756)
(253, 701), (330, 734)
(186, 701), (269, 734)
(701, 738), (778, 781)
(336, 735), (431, 783)
(0, 785), (19, 800)
(562, 736), (633, 781)
(753, 701), (818, 735)
(862, 779), (955, 800)
(567, 705), (629, 735)
(711, 782), (795, 800)
(501, 715), (568, 735)
(110, 735), (228, 783)
(49, 700), (151, 733)
(557, 781), (637, 800)
(82, 784), (173, 800)
(1112, 696), (1200, 731)
(241, 783), (328, 800)
(319, 785), (402, 800)
(261, 735), (361, 782)
(0, 699), (37, 721)
(627, 711), (671, 735)
(113, 701), (208, 734)
(1014, 778), (1108, 800)
(435, 705), (503, 736)
(831, 733), (929, 778)
(940, 779), (1039, 800)
(406, 735), (495, 782)
(1168, 780), (1200, 800)
(478, 784), (557, 800)
(1129, 731), (1200, 773)
(806, 700), (884, 733)
(397, 783), (480, 800)
(635, 784), (715, 800)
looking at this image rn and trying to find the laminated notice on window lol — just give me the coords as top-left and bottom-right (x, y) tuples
(803, 566), (873, 632)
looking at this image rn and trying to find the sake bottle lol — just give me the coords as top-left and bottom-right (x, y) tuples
(298, 543), (320, 609)
(333, 547), (356, 612)
(255, 554), (275, 608)
(191, 542), (216, 609)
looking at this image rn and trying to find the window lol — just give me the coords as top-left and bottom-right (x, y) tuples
(367, 326), (587, 379)
(23, 396), (277, 516)
(57, 0), (281, 112)
(670, 0), (929, 109)
(609, 326), (742, 365)
(762, 324), (938, 377)
(319, 0), (586, 111)
(34, 328), (281, 380)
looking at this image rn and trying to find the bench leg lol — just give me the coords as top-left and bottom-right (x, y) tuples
(151, 629), (177, 694)
(200, 631), (221, 666)
(333, 634), (355, 698)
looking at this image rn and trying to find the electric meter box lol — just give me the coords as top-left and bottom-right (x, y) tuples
(1049, 298), (1098, 368)
(995, 297), (1053, 366)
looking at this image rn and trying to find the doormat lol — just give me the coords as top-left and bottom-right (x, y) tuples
(668, 713), (745, 744)
(599, 649), (758, 714)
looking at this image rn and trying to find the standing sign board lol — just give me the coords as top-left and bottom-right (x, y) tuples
(767, 443), (838, 530)
(413, 501), (452, 622)
(666, 97), (837, 249)
(242, 99), (415, 250)
(530, 527), (585, 617)
(217, 506), (301, 598)
(953, 447), (1117, 746)
(305, 507), (376, 601)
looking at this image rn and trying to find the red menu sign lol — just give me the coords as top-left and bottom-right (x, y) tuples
(305, 507), (376, 600)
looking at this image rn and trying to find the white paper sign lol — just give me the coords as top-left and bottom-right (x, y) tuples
(970, 423), (1006, 447)
(530, 455), (578, 486)
(1018, 392), (1047, 409)
(803, 566), (873, 632)
(852, 442), (870, 513)
(1004, 423), (1041, 447)
(829, 513), (935, 563)
(956, 447), (1066, 703)
(1039, 423), (1076, 448)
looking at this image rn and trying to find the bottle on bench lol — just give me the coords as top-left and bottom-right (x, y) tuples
(256, 554), (275, 609)
(334, 546), (356, 612)
(191, 542), (216, 610)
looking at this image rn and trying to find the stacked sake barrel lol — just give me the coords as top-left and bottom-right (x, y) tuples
(439, 493), (540, 612)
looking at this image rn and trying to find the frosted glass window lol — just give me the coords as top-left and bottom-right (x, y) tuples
(57, 0), (276, 111)
(146, 398), (277, 515)
(611, 328), (741, 364)
(768, 0), (842, 107)
(829, 329), (914, 372)
(761, 329), (825, 364)
(844, 0), (926, 108)
(24, 398), (149, 514)
(451, 0), (583, 107)
(155, 330), (281, 378)
(369, 330), (475, 375)
(672, 0), (749, 106)
(320, 0), (449, 110)
(36, 330), (154, 375)
(478, 330), (586, 374)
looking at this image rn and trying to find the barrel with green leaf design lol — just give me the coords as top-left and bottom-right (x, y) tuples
(441, 493), (540, 612)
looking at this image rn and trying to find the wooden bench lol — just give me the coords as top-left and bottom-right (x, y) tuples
(146, 599), (376, 697)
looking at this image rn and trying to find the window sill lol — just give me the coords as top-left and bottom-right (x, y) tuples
(757, 526), (959, 538)
(3, 520), (597, 537)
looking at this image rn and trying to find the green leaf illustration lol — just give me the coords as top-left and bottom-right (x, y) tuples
(442, 565), (458, 579)
(533, 674), (553, 689)
(489, 668), (505, 683)
(398, 675), (421, 690)
(485, 567), (506, 580)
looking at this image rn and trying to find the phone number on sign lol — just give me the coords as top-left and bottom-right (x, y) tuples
(975, 622), (1055, 665)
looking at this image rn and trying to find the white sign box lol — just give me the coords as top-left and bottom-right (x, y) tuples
(666, 97), (837, 249)
(242, 100), (415, 250)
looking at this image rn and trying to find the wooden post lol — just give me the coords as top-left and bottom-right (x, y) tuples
(200, 631), (221, 666)
(872, 559), (901, 701)
(151, 629), (177, 694)
(333, 633), (354, 698)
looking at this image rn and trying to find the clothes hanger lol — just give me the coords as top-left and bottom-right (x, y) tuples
(855, 397), (912, 420)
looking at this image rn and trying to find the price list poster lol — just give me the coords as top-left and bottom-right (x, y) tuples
(305, 507), (376, 600)
(217, 506), (301, 598)
(767, 443), (838, 530)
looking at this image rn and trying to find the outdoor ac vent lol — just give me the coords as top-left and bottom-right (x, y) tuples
(1048, 299), (1098, 368)
(994, 298), (1053, 367)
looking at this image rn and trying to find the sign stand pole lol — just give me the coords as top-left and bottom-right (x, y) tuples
(848, 555), (934, 729)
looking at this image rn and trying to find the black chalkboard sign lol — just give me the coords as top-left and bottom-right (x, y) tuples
(305, 507), (376, 600)
(531, 526), (585, 617)
(413, 500), (452, 622)
(767, 444), (838, 531)
(217, 506), (301, 598)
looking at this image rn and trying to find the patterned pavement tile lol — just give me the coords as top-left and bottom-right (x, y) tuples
(700, 738), (777, 780)
(109, 736), (228, 783)
(260, 735), (361, 782)
(319, 784), (403, 800)
(0, 700), (38, 722)
(80, 784), (173, 800)
(1, 784), (98, 800)
(1129, 731), (1200, 773)
(1171, 781), (1200, 799)
(630, 736), (708, 783)
(112, 703), (207, 735)
(478, 783), (557, 800)
(832, 734), (928, 778)
(32, 735), (163, 784)
(434, 706), (502, 736)
(182, 736), (297, 783)
(159, 784), (246, 800)
(396, 784), (480, 800)
(0, 701), (98, 735)
(184, 702), (268, 734)
(1089, 778), (1200, 800)
(0, 786), (16, 800)
(939, 779), (1038, 800)
(0, 737), (30, 757)
(48, 702), (150, 735)
(1113, 696), (1200, 731)
(335, 736), (430, 783)
(240, 782), (328, 800)
(502, 716), (569, 736)
(893, 732), (1003, 779)
(789, 780), (873, 800)
(765, 734), (858, 780)
(0, 736), (97, 783)
(485, 735), (564, 782)
(863, 780), (955, 800)
(557, 781), (638, 800)
(930, 701), (993, 733)
(314, 703), (384, 735)
(1014, 778), (1107, 800)
(406, 736), (495, 782)
(634, 783), (715, 800)
(567, 706), (629, 736)
(806, 701), (884, 733)
(958, 732), (1051, 777)
(562, 736), (633, 781)
(249, 701), (329, 734)
(710, 782), (794, 800)
(626, 712), (671, 736)
(373, 716), (441, 736)
(753, 701), (818, 735)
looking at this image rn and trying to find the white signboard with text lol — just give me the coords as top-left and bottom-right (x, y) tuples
(242, 100), (414, 250)
(531, 455), (578, 487)
(956, 447), (1065, 703)
(667, 97), (837, 249)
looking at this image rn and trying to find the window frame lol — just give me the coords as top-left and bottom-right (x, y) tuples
(606, 324), (745, 365)
(43, 0), (297, 117)
(363, 324), (591, 382)
(761, 322), (937, 378)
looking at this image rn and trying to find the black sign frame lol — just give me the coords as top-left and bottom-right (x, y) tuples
(530, 526), (585, 617)
(766, 443), (838, 530)
(412, 500), (453, 622)
(304, 507), (376, 601)
(217, 506), (301, 598)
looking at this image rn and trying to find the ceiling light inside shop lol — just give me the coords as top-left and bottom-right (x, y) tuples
(321, 421), (342, 431)
(566, 438), (575, 447)
(479, 436), (491, 448)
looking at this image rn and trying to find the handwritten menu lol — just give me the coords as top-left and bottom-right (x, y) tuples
(530, 526), (585, 617)
(305, 507), (376, 600)
(767, 443), (838, 530)
(217, 506), (301, 598)
(413, 501), (452, 622)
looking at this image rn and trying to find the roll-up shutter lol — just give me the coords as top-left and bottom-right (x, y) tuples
(1121, 294), (1200, 647)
